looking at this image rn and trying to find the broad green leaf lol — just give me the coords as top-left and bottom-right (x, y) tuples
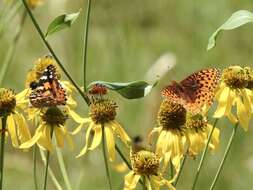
(87, 81), (157, 99)
(207, 10), (253, 50)
(45, 11), (80, 37)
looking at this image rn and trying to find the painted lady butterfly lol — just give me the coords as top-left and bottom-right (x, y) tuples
(29, 65), (67, 108)
(162, 68), (221, 114)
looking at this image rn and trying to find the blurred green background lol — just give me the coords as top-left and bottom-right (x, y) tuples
(1, 0), (253, 189)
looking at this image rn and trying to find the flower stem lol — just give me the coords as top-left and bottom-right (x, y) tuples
(40, 149), (63, 190)
(0, 116), (7, 190)
(102, 126), (113, 190)
(209, 123), (238, 190)
(33, 145), (39, 190)
(191, 118), (219, 190)
(82, 0), (92, 91)
(43, 126), (54, 190)
(56, 147), (73, 190)
(20, 0), (90, 106)
(174, 153), (187, 186)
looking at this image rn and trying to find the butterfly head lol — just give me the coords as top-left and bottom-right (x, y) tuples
(29, 81), (39, 90)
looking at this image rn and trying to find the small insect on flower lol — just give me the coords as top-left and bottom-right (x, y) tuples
(162, 68), (221, 114)
(88, 84), (108, 95)
(29, 64), (67, 108)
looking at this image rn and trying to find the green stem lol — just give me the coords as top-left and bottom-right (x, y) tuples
(56, 147), (73, 190)
(33, 145), (39, 190)
(209, 123), (238, 190)
(39, 149), (63, 190)
(0, 116), (7, 190)
(0, 10), (27, 86)
(191, 118), (219, 190)
(21, 0), (90, 106)
(102, 126), (113, 190)
(43, 126), (54, 190)
(82, 0), (92, 91)
(174, 153), (187, 186)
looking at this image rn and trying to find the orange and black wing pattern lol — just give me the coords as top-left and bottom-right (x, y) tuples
(29, 65), (67, 108)
(162, 68), (221, 114)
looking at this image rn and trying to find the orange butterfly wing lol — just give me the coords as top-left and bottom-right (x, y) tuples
(162, 68), (221, 114)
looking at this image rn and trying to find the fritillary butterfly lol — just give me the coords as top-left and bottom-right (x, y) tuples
(161, 68), (221, 114)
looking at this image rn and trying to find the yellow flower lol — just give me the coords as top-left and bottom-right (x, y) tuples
(214, 66), (253, 131)
(149, 100), (186, 172)
(20, 107), (75, 152)
(184, 113), (220, 157)
(0, 89), (31, 148)
(124, 150), (175, 190)
(73, 98), (131, 161)
(27, 0), (43, 9)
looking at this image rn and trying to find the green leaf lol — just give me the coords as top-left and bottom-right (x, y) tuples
(87, 81), (157, 99)
(45, 11), (80, 37)
(207, 10), (253, 50)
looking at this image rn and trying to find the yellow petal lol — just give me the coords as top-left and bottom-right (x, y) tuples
(68, 108), (91, 124)
(111, 121), (131, 145)
(155, 130), (167, 156)
(236, 96), (250, 131)
(37, 124), (54, 152)
(151, 175), (176, 190)
(124, 171), (140, 190)
(19, 124), (44, 149)
(76, 124), (93, 158)
(148, 127), (162, 145)
(104, 125), (115, 161)
(213, 87), (230, 118)
(13, 113), (31, 143)
(71, 123), (85, 135)
(7, 114), (19, 147)
(88, 124), (102, 151)
(208, 124), (220, 152)
(54, 126), (64, 148)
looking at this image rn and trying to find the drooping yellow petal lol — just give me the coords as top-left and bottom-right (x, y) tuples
(13, 113), (31, 143)
(151, 175), (176, 190)
(148, 127), (162, 145)
(66, 96), (77, 108)
(71, 123), (85, 135)
(213, 86), (230, 118)
(244, 89), (253, 112)
(104, 125), (115, 161)
(54, 126), (64, 148)
(7, 114), (19, 147)
(207, 124), (220, 152)
(236, 96), (250, 131)
(124, 171), (141, 190)
(155, 130), (167, 156)
(88, 124), (102, 151)
(20, 124), (44, 149)
(110, 121), (131, 145)
(68, 108), (91, 124)
(76, 124), (93, 158)
(37, 124), (53, 152)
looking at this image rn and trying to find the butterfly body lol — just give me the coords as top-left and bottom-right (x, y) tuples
(162, 68), (221, 114)
(29, 65), (67, 108)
